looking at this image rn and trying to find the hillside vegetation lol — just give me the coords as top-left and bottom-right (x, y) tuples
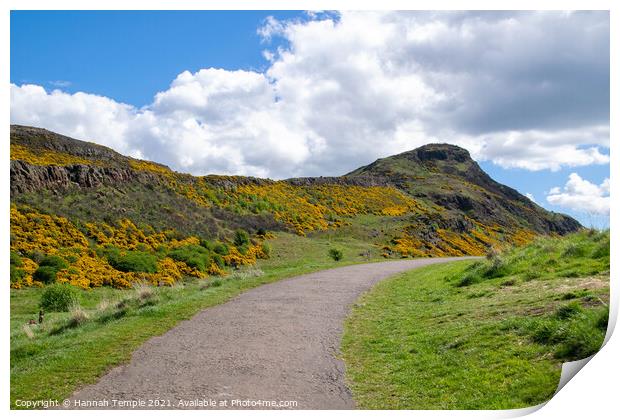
(10, 125), (580, 290)
(342, 230), (610, 409)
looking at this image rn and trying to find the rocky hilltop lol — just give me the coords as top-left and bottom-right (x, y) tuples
(347, 143), (580, 234)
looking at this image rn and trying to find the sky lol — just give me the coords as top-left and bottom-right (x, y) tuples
(10, 10), (610, 227)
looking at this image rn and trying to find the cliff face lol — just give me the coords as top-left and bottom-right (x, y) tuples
(10, 125), (173, 195)
(10, 160), (164, 194)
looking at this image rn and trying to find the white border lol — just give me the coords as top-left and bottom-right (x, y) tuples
(2, 1), (616, 420)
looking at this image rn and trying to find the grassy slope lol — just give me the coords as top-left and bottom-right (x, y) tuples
(10, 226), (385, 407)
(342, 231), (610, 409)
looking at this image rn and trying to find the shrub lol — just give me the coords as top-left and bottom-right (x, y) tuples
(213, 242), (229, 256)
(28, 250), (45, 264)
(39, 255), (69, 270)
(233, 229), (250, 247)
(99, 245), (121, 260)
(40, 284), (79, 312)
(10, 251), (23, 267)
(10, 266), (26, 283)
(261, 242), (272, 257)
(200, 239), (215, 251)
(256, 227), (267, 236)
(168, 245), (211, 272)
(109, 251), (158, 273)
(30, 255), (69, 285)
(485, 247), (500, 261)
(483, 256), (508, 278)
(562, 242), (588, 258)
(328, 248), (344, 261)
(591, 242), (610, 259)
(211, 254), (225, 269)
(237, 244), (249, 255)
(33, 266), (58, 284)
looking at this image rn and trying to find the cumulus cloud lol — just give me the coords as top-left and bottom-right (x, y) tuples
(10, 11), (610, 178)
(476, 126), (610, 171)
(546, 173), (610, 215)
(10, 84), (138, 155)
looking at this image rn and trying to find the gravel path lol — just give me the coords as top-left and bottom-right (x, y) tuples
(68, 257), (473, 410)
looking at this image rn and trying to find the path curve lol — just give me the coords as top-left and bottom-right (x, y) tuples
(69, 257), (474, 409)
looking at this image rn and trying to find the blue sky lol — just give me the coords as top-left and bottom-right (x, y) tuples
(11, 11), (303, 106)
(10, 11), (610, 227)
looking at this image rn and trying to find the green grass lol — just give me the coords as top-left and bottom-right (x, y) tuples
(10, 229), (384, 408)
(342, 230), (609, 409)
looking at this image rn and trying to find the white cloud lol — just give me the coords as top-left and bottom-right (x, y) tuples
(525, 193), (537, 204)
(475, 126), (610, 171)
(10, 11), (610, 179)
(546, 173), (610, 215)
(10, 84), (138, 155)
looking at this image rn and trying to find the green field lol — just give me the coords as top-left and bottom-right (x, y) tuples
(10, 228), (383, 408)
(342, 230), (609, 409)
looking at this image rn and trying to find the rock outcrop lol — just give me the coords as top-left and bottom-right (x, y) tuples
(10, 160), (163, 194)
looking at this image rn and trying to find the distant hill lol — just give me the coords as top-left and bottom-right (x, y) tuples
(9, 125), (581, 288)
(346, 143), (580, 235)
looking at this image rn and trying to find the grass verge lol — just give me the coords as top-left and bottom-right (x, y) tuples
(342, 230), (609, 409)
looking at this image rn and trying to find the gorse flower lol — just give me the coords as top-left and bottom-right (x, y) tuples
(10, 206), (269, 289)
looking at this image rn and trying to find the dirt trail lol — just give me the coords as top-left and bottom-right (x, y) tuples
(68, 257), (473, 409)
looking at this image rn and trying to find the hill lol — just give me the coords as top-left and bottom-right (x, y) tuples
(347, 143), (580, 234)
(9, 125), (581, 288)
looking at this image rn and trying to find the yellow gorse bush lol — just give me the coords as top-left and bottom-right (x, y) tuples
(383, 220), (538, 258)
(163, 177), (425, 235)
(10, 206), (89, 253)
(129, 159), (174, 176)
(10, 206), (266, 289)
(10, 144), (104, 167)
